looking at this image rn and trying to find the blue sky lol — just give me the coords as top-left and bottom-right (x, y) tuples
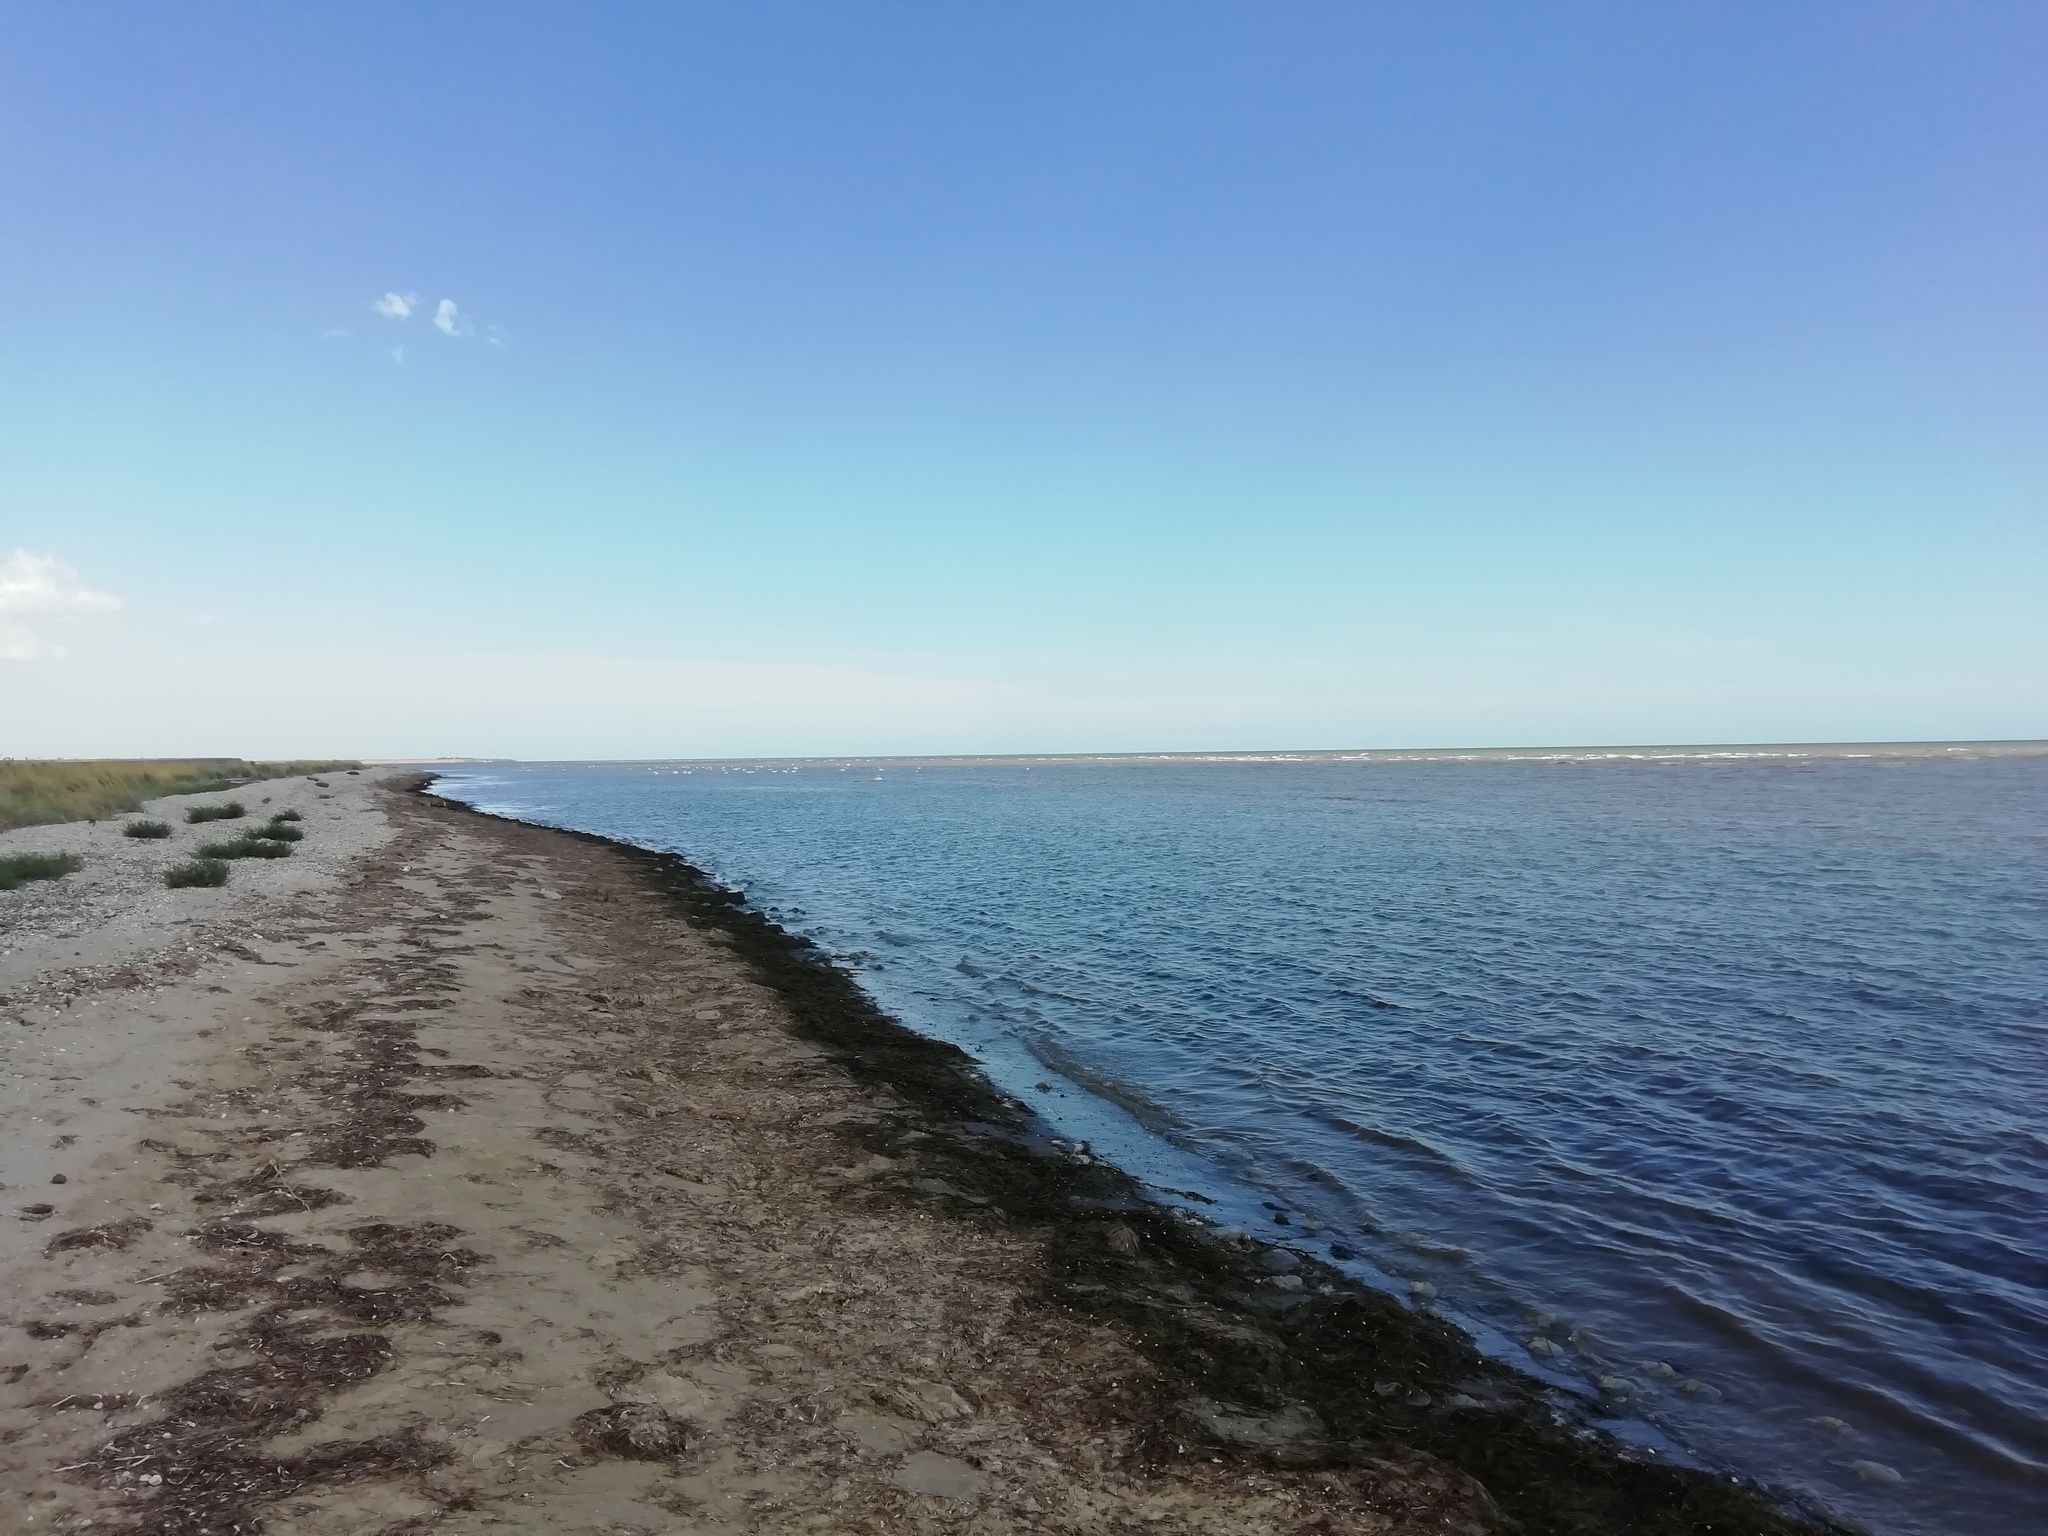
(3, 2), (2043, 757)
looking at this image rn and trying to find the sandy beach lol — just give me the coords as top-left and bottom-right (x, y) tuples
(0, 771), (1839, 1536)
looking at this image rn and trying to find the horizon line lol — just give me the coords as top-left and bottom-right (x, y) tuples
(374, 736), (2048, 768)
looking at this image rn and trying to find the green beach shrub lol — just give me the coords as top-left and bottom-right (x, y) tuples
(196, 835), (292, 860)
(186, 802), (247, 824)
(250, 823), (303, 842)
(165, 858), (230, 888)
(270, 809), (303, 822)
(123, 820), (173, 839)
(0, 852), (83, 891)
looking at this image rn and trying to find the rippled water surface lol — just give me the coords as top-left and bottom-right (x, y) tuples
(433, 750), (2047, 1534)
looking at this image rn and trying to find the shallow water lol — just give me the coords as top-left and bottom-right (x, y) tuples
(433, 748), (2048, 1534)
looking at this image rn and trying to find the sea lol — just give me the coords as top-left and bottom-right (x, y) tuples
(428, 744), (2047, 1536)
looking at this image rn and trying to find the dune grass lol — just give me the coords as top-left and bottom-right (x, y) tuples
(186, 801), (247, 824)
(0, 759), (360, 831)
(0, 852), (84, 891)
(196, 835), (293, 860)
(250, 822), (303, 842)
(165, 858), (230, 888)
(123, 820), (173, 839)
(270, 809), (303, 823)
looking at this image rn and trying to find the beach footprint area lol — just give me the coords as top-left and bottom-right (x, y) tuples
(0, 775), (1845, 1536)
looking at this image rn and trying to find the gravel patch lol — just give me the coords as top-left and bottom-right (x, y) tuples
(0, 769), (404, 1017)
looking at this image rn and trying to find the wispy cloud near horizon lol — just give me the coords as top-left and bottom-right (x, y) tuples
(0, 550), (123, 661)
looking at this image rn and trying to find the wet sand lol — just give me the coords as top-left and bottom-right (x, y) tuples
(0, 773), (1845, 1535)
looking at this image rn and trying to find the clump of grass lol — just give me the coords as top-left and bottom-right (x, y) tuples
(123, 820), (173, 839)
(1, 853), (80, 893)
(165, 858), (230, 888)
(186, 802), (247, 824)
(270, 809), (303, 822)
(196, 835), (292, 860)
(0, 759), (361, 830)
(0, 852), (83, 890)
(250, 823), (303, 843)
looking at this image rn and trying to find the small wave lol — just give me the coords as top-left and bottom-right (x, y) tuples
(1395, 1230), (1475, 1263)
(1022, 1035), (1187, 1136)
(1317, 1113), (1478, 1183)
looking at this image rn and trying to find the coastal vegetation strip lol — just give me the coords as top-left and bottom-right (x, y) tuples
(0, 759), (359, 830)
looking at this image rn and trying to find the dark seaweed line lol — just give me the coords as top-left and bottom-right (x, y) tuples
(412, 781), (1862, 1536)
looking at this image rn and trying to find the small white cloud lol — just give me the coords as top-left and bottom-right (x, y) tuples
(0, 550), (123, 662)
(372, 291), (418, 320)
(321, 326), (352, 340)
(433, 298), (470, 337)
(0, 550), (122, 617)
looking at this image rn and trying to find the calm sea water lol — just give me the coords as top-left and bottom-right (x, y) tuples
(432, 748), (2047, 1535)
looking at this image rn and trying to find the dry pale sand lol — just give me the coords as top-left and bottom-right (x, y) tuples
(0, 773), (1500, 1536)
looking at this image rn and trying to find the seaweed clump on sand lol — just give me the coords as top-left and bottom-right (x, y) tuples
(414, 782), (1855, 1536)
